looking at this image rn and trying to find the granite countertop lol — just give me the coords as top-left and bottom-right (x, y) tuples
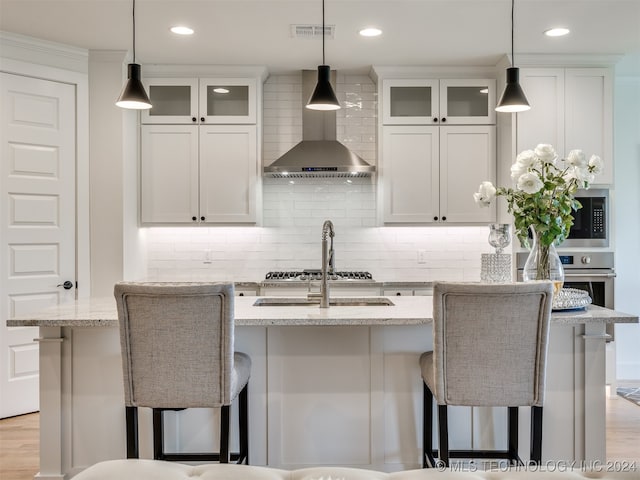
(7, 296), (638, 328)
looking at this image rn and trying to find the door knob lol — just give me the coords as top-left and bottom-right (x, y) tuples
(57, 281), (74, 290)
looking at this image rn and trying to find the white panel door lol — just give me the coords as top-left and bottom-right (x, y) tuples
(0, 73), (76, 418)
(199, 125), (257, 223)
(440, 126), (496, 223)
(382, 126), (439, 223)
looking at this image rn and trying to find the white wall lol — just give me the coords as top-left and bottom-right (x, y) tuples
(613, 54), (640, 380)
(88, 51), (127, 296)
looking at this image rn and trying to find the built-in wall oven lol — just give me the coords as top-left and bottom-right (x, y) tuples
(516, 251), (615, 309)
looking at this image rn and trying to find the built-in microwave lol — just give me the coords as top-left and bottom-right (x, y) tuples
(560, 188), (609, 248)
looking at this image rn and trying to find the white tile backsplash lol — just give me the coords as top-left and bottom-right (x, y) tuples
(142, 74), (494, 283)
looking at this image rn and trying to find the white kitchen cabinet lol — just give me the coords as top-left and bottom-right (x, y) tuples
(141, 78), (199, 124)
(382, 78), (496, 125)
(141, 124), (258, 224)
(141, 125), (199, 224)
(382, 125), (496, 224)
(142, 77), (257, 125)
(517, 68), (613, 185)
(199, 125), (257, 223)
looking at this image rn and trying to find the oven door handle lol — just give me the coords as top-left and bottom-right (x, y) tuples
(563, 272), (616, 278)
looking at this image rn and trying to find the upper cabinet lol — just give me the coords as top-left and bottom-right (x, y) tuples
(142, 77), (257, 124)
(139, 67), (266, 226)
(381, 125), (496, 224)
(382, 78), (496, 125)
(516, 67), (613, 185)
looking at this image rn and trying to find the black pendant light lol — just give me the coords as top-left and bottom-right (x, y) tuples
(306, 0), (340, 111)
(495, 0), (530, 113)
(116, 0), (152, 110)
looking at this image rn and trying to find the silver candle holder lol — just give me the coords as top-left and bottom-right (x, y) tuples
(481, 223), (512, 283)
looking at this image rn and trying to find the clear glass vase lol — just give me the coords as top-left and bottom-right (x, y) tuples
(522, 226), (564, 297)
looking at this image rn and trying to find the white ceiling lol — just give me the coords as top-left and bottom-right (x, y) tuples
(1, 0), (639, 74)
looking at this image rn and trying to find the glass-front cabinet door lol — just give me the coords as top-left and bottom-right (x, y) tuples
(439, 79), (496, 125)
(199, 78), (257, 124)
(141, 78), (199, 124)
(382, 79), (439, 125)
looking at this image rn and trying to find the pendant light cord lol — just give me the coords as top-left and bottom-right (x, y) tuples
(322, 0), (326, 64)
(132, 0), (136, 63)
(510, 0), (515, 67)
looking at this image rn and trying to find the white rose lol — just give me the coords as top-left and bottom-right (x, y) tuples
(574, 166), (595, 185)
(566, 149), (587, 168)
(588, 155), (604, 174)
(473, 181), (496, 207)
(516, 149), (537, 168)
(510, 161), (528, 180)
(517, 172), (544, 194)
(534, 144), (557, 164)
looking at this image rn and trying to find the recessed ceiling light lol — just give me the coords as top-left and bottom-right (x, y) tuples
(359, 27), (382, 37)
(213, 87), (230, 94)
(544, 27), (570, 37)
(170, 26), (194, 35)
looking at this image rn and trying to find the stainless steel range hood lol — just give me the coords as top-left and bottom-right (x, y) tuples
(264, 70), (375, 178)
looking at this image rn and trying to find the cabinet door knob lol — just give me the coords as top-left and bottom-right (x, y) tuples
(433, 117), (438, 123)
(442, 216), (447, 221)
(192, 216), (197, 221)
(200, 216), (205, 221)
(200, 117), (205, 122)
(433, 216), (438, 221)
(396, 292), (402, 296)
(192, 117), (197, 122)
(239, 292), (245, 296)
(441, 117), (447, 123)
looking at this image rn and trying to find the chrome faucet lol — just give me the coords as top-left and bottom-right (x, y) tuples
(308, 220), (335, 308)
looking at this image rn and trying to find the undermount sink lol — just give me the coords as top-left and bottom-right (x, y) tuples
(253, 297), (395, 307)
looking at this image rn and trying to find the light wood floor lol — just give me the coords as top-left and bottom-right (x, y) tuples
(1, 393), (639, 479)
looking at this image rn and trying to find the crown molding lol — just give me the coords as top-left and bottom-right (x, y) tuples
(515, 54), (624, 68)
(0, 31), (88, 74)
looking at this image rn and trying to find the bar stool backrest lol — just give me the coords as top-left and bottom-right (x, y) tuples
(114, 282), (236, 409)
(431, 281), (554, 407)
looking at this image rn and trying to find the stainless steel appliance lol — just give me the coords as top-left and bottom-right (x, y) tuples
(516, 251), (615, 309)
(561, 189), (609, 248)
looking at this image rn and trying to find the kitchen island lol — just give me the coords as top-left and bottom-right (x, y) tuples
(9, 296), (638, 479)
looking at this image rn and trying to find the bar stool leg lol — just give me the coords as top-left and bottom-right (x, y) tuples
(423, 383), (435, 468)
(531, 406), (543, 464)
(438, 405), (449, 467)
(220, 405), (230, 463)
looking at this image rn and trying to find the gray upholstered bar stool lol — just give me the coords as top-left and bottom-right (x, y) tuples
(420, 281), (554, 468)
(114, 282), (250, 464)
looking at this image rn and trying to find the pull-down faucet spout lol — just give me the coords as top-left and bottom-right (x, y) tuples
(321, 220), (335, 308)
(308, 220), (335, 308)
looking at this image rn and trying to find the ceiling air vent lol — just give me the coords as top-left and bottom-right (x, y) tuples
(291, 24), (335, 39)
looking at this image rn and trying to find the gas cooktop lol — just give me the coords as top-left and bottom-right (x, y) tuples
(265, 270), (373, 281)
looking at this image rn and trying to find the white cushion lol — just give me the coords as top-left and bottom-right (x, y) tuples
(72, 459), (640, 480)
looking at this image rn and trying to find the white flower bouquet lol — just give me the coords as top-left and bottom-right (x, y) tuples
(474, 144), (603, 248)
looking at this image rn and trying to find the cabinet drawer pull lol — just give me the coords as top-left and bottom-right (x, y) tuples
(581, 334), (612, 340)
(34, 337), (64, 343)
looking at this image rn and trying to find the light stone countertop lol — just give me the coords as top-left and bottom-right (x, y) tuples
(7, 296), (638, 327)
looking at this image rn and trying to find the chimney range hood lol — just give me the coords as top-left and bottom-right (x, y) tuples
(264, 70), (375, 178)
